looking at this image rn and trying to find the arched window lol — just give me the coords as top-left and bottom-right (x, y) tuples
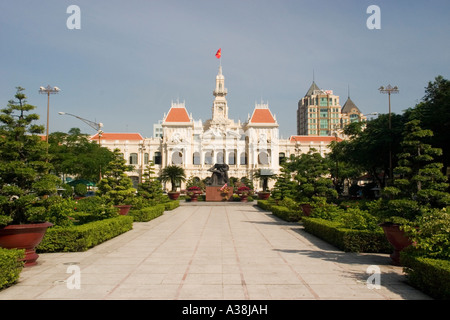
(204, 151), (213, 165)
(258, 151), (270, 165)
(240, 152), (247, 165)
(144, 153), (149, 165)
(171, 151), (183, 165)
(216, 151), (224, 164)
(228, 150), (236, 165)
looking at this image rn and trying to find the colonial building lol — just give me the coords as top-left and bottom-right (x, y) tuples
(92, 67), (343, 190)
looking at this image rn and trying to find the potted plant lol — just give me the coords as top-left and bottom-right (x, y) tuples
(378, 120), (450, 265)
(186, 186), (202, 202)
(160, 165), (186, 200)
(254, 170), (276, 200)
(96, 148), (136, 215)
(0, 87), (59, 266)
(237, 186), (252, 202)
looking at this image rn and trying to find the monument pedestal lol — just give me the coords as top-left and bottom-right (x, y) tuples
(205, 186), (233, 202)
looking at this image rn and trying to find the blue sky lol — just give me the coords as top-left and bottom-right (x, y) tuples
(1, 0), (449, 138)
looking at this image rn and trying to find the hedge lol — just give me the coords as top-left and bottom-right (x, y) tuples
(257, 199), (274, 211)
(270, 205), (302, 222)
(37, 215), (133, 253)
(129, 204), (165, 222)
(0, 248), (24, 290)
(164, 200), (180, 211)
(401, 250), (450, 300)
(302, 217), (392, 253)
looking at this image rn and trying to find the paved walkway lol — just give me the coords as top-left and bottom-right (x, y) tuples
(0, 203), (431, 300)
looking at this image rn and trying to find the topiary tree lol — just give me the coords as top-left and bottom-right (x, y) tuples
(96, 148), (136, 205)
(384, 120), (450, 220)
(137, 161), (163, 202)
(0, 87), (63, 226)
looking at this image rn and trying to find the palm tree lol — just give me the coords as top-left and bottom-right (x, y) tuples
(160, 165), (186, 193)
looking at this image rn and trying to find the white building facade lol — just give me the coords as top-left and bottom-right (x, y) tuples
(92, 66), (340, 190)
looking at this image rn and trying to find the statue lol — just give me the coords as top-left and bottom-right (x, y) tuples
(207, 163), (229, 186)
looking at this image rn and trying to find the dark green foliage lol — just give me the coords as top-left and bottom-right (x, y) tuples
(37, 216), (133, 252)
(401, 250), (450, 300)
(129, 204), (165, 222)
(160, 165), (186, 192)
(302, 217), (391, 253)
(0, 248), (24, 290)
(0, 87), (61, 226)
(96, 148), (136, 205)
(138, 161), (163, 202)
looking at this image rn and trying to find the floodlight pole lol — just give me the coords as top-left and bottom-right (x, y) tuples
(39, 85), (60, 156)
(379, 85), (399, 186)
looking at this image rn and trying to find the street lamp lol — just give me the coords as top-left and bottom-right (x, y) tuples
(379, 85), (399, 185)
(58, 112), (103, 146)
(58, 112), (104, 180)
(39, 85), (60, 154)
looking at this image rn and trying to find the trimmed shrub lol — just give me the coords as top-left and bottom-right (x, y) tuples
(271, 205), (302, 222)
(401, 250), (450, 300)
(164, 200), (180, 211)
(257, 199), (275, 211)
(302, 217), (391, 253)
(129, 204), (165, 222)
(37, 215), (133, 253)
(0, 248), (24, 290)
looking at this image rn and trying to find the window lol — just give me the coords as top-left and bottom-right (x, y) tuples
(258, 151), (270, 165)
(144, 153), (149, 165)
(320, 108), (328, 118)
(216, 151), (224, 164)
(228, 150), (236, 165)
(240, 152), (247, 165)
(279, 152), (286, 164)
(350, 114), (360, 123)
(320, 119), (329, 129)
(154, 152), (162, 165)
(193, 152), (201, 165)
(205, 151), (213, 165)
(129, 153), (138, 165)
(171, 151), (183, 165)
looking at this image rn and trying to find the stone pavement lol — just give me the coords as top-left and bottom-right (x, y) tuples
(0, 202), (431, 300)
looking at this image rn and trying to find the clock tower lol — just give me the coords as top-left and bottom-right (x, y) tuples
(211, 66), (229, 122)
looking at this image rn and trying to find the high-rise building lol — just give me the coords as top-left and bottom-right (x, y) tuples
(297, 81), (366, 136)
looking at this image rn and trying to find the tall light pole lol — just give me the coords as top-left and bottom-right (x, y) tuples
(39, 86), (60, 149)
(379, 84), (399, 185)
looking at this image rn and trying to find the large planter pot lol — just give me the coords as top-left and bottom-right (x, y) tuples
(188, 193), (199, 202)
(0, 222), (53, 267)
(240, 194), (248, 202)
(168, 192), (180, 200)
(380, 222), (412, 266)
(258, 192), (271, 200)
(114, 204), (133, 215)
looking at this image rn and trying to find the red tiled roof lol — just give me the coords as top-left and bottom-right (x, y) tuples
(289, 135), (342, 143)
(91, 133), (143, 141)
(249, 109), (276, 123)
(165, 107), (190, 123)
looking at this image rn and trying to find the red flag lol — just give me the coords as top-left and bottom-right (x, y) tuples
(215, 48), (221, 59)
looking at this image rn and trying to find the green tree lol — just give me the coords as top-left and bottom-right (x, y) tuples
(0, 87), (61, 225)
(293, 150), (338, 202)
(405, 75), (450, 174)
(160, 165), (186, 192)
(385, 120), (449, 211)
(138, 161), (163, 201)
(48, 129), (114, 183)
(272, 156), (297, 200)
(96, 148), (136, 205)
(341, 113), (405, 188)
